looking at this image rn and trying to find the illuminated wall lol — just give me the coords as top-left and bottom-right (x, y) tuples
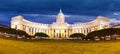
(11, 10), (110, 38)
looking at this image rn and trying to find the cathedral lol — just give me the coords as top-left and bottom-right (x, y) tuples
(11, 9), (110, 38)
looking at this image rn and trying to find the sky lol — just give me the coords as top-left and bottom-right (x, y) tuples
(0, 0), (120, 26)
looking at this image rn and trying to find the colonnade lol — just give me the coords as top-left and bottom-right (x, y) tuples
(22, 25), (48, 35)
(11, 16), (110, 38)
(71, 26), (98, 35)
(11, 18), (100, 37)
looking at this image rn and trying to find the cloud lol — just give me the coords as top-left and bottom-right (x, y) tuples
(113, 12), (120, 15)
(0, 0), (120, 15)
(19, 14), (96, 24)
(110, 19), (120, 24)
(0, 11), (120, 26)
(22, 14), (71, 18)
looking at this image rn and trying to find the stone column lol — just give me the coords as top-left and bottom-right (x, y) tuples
(58, 30), (59, 38)
(26, 26), (29, 33)
(51, 29), (53, 38)
(81, 28), (83, 34)
(34, 28), (36, 34)
(33, 28), (35, 35)
(80, 28), (81, 33)
(52, 29), (54, 38)
(35, 28), (37, 33)
(65, 29), (66, 38)
(83, 28), (85, 34)
(31, 27), (33, 35)
(66, 29), (68, 38)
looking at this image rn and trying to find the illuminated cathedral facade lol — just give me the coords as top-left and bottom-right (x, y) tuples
(11, 9), (110, 38)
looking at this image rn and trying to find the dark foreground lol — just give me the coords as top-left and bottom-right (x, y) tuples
(0, 36), (120, 54)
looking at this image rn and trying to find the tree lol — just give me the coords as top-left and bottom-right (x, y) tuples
(69, 33), (85, 39)
(34, 32), (49, 38)
(86, 28), (120, 40)
(16, 30), (28, 36)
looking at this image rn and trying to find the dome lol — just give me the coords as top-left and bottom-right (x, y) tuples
(56, 9), (65, 23)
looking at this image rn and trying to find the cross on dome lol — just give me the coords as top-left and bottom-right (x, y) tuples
(60, 9), (62, 13)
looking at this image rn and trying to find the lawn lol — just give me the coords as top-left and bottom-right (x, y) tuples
(0, 37), (120, 54)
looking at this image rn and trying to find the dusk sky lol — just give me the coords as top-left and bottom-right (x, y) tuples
(0, 0), (120, 26)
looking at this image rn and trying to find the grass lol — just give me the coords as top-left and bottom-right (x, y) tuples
(0, 37), (120, 54)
